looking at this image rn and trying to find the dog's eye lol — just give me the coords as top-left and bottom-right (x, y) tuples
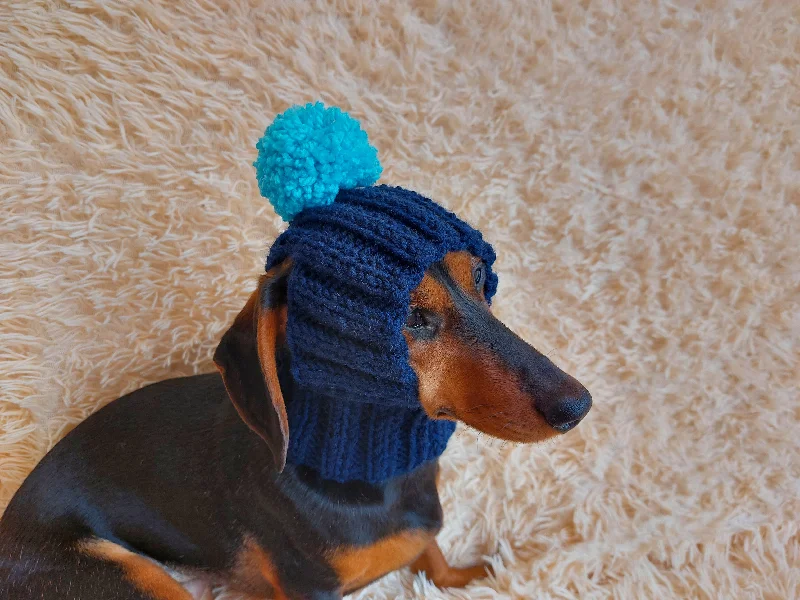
(404, 308), (441, 340)
(405, 308), (428, 330)
(473, 263), (486, 291)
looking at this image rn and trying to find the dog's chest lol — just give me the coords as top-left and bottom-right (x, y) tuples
(327, 470), (443, 590)
(326, 528), (434, 592)
(290, 462), (443, 592)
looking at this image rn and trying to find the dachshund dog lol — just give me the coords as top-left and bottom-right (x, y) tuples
(0, 251), (591, 599)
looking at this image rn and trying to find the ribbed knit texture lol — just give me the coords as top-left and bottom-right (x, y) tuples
(284, 386), (457, 483)
(266, 185), (497, 483)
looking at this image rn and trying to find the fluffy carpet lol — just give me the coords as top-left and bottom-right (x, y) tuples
(1, 1), (798, 598)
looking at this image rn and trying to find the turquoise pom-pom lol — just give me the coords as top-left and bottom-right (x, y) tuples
(253, 102), (382, 222)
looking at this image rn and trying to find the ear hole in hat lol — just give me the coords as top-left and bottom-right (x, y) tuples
(213, 260), (293, 471)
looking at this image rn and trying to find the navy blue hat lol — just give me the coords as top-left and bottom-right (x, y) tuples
(255, 104), (497, 482)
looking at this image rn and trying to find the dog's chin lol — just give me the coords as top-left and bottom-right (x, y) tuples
(478, 425), (562, 444)
(429, 409), (563, 444)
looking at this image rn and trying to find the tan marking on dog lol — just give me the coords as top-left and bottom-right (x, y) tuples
(410, 539), (493, 588)
(409, 271), (452, 313)
(232, 537), (289, 600)
(79, 539), (192, 600)
(329, 530), (433, 593)
(442, 251), (482, 298)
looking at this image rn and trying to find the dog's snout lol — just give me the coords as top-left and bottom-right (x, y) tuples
(536, 388), (592, 433)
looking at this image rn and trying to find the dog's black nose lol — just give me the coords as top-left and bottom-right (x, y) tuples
(539, 389), (592, 433)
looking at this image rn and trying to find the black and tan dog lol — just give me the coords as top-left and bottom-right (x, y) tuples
(0, 251), (591, 599)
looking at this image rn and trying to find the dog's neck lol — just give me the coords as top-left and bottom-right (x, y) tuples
(277, 350), (455, 484)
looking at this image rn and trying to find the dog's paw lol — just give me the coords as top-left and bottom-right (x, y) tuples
(430, 561), (494, 588)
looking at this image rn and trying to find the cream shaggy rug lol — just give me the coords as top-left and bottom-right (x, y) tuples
(2, 1), (798, 598)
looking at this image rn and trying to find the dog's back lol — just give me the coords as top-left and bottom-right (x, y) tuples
(0, 373), (444, 600)
(0, 374), (239, 597)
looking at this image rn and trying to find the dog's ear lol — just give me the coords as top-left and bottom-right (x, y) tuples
(213, 260), (292, 471)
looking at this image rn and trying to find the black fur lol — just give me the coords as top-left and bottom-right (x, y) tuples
(0, 373), (442, 599)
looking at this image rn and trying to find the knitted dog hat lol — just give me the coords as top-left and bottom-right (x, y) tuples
(255, 103), (497, 483)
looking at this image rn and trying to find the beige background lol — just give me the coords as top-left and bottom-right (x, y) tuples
(1, 1), (798, 598)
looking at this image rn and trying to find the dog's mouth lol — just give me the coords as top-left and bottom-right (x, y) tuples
(434, 407), (457, 420)
(431, 404), (564, 444)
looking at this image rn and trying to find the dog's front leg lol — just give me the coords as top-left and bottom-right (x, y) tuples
(409, 539), (493, 589)
(236, 589), (341, 600)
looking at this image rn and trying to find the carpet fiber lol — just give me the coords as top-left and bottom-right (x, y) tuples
(1, 1), (798, 598)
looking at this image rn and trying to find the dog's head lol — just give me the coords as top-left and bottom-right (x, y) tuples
(214, 253), (591, 471)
